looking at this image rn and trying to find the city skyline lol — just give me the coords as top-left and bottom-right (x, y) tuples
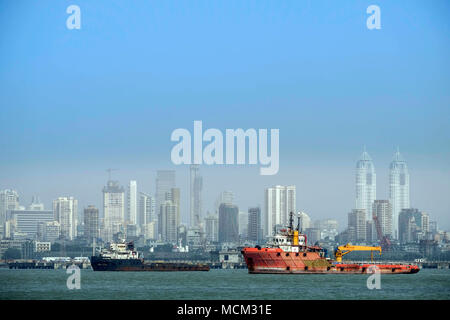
(1, 146), (448, 234)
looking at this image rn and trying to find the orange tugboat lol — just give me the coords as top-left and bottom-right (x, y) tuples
(241, 213), (419, 274)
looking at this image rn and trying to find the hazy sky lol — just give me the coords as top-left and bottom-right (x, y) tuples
(1, 1), (449, 230)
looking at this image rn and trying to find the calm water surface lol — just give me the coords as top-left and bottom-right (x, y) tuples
(0, 268), (449, 300)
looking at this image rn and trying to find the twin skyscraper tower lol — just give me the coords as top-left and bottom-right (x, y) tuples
(356, 147), (410, 239)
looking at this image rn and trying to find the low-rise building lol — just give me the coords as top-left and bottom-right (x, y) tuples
(35, 241), (51, 252)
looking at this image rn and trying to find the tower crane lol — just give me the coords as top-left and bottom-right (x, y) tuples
(106, 168), (119, 181)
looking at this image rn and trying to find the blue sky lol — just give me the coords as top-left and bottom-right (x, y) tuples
(0, 1), (449, 229)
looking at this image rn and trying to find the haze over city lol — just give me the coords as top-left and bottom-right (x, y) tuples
(1, 0), (449, 230)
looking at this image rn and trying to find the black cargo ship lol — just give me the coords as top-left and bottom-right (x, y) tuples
(90, 241), (209, 272)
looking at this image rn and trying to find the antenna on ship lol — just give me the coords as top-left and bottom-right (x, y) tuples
(296, 214), (300, 232)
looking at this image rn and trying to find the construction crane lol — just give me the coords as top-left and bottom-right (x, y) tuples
(335, 243), (382, 262)
(373, 212), (392, 251)
(106, 168), (119, 181)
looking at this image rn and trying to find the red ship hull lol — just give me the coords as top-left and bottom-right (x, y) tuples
(242, 247), (420, 274)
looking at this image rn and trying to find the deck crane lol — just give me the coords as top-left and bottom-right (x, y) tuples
(334, 243), (382, 262)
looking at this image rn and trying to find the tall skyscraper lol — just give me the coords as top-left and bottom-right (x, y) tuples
(190, 165), (203, 228)
(127, 180), (137, 224)
(155, 170), (176, 218)
(373, 200), (393, 239)
(398, 208), (429, 244)
(355, 148), (376, 221)
(53, 197), (78, 240)
(218, 203), (239, 244)
(103, 180), (125, 241)
(0, 189), (19, 224)
(348, 209), (366, 243)
(238, 211), (249, 237)
(204, 214), (219, 243)
(139, 192), (156, 226)
(84, 205), (99, 244)
(247, 207), (262, 243)
(214, 191), (234, 214)
(264, 185), (296, 236)
(168, 188), (180, 226)
(389, 149), (410, 239)
(158, 188), (180, 243)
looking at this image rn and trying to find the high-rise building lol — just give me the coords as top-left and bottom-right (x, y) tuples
(305, 228), (321, 245)
(316, 219), (339, 241)
(10, 210), (54, 239)
(348, 209), (366, 243)
(238, 211), (248, 237)
(126, 224), (138, 239)
(373, 200), (393, 239)
(0, 189), (19, 224)
(297, 211), (311, 232)
(102, 180), (125, 241)
(214, 191), (234, 214)
(39, 221), (61, 243)
(401, 208), (429, 244)
(247, 207), (262, 243)
(264, 185), (296, 236)
(398, 208), (429, 244)
(355, 149), (376, 221)
(429, 221), (438, 235)
(168, 188), (180, 226)
(53, 197), (77, 240)
(127, 180), (138, 224)
(389, 149), (410, 239)
(29, 196), (44, 211)
(190, 165), (203, 228)
(158, 188), (180, 243)
(139, 192), (156, 227)
(366, 220), (375, 243)
(204, 214), (219, 243)
(84, 205), (99, 244)
(159, 200), (178, 243)
(218, 203), (239, 244)
(143, 221), (156, 240)
(155, 170), (176, 217)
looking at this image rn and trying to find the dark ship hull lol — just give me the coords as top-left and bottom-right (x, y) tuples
(90, 256), (210, 271)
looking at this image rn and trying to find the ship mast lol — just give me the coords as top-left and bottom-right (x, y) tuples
(288, 211), (294, 233)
